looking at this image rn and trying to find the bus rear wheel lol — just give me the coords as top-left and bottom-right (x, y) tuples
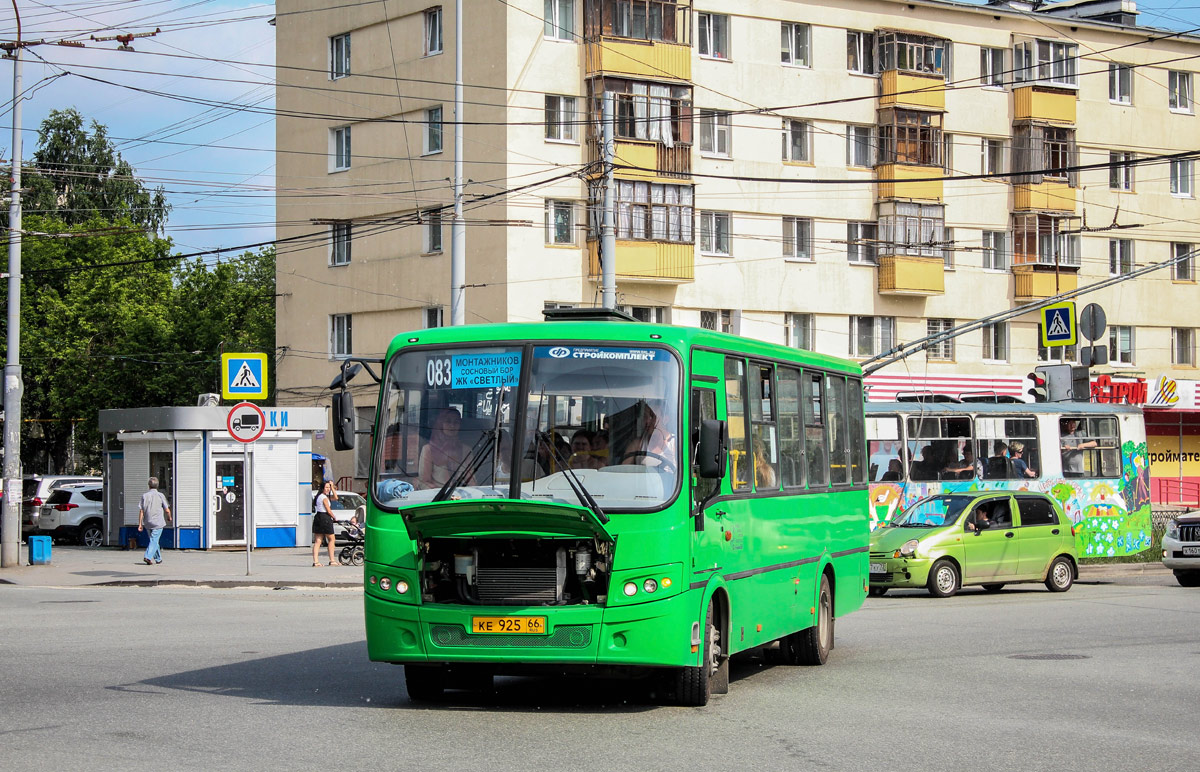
(404, 664), (445, 702)
(675, 601), (719, 706)
(793, 574), (833, 666)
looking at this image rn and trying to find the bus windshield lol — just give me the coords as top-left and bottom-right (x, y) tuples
(894, 494), (973, 527)
(372, 342), (681, 512)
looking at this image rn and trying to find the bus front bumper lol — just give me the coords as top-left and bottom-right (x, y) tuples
(365, 590), (701, 668)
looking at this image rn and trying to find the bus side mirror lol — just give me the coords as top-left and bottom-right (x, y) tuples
(697, 419), (727, 479)
(332, 390), (356, 451)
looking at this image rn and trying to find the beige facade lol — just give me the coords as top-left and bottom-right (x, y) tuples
(276, 0), (1200, 470)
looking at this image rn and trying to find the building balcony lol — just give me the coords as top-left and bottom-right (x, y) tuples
(879, 70), (946, 111)
(1013, 180), (1076, 212)
(877, 255), (945, 296)
(876, 163), (943, 202)
(588, 138), (690, 180)
(1014, 267), (1078, 299)
(1013, 85), (1076, 124)
(585, 38), (691, 82)
(587, 239), (694, 283)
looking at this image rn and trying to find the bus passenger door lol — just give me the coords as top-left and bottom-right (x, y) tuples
(691, 385), (727, 576)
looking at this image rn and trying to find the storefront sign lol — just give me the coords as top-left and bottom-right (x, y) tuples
(1090, 374), (1148, 405)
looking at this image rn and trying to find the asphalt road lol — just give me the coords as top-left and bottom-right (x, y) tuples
(2, 574), (1196, 772)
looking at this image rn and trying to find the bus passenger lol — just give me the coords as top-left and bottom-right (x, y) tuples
(591, 430), (610, 466)
(986, 443), (1011, 479)
(753, 438), (777, 489)
(1060, 419), (1097, 477)
(880, 458), (903, 481)
(569, 430), (602, 470)
(418, 408), (472, 489)
(1009, 441), (1037, 478)
(623, 400), (676, 467)
(943, 444), (983, 480)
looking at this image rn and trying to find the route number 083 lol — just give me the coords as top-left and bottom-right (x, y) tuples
(427, 357), (453, 387)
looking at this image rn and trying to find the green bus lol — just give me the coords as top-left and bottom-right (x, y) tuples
(334, 309), (869, 705)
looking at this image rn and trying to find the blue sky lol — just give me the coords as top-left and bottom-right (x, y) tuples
(0, 1), (1197, 258)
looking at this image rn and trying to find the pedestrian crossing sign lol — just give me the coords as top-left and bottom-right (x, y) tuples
(222, 353), (268, 400)
(1040, 302), (1077, 347)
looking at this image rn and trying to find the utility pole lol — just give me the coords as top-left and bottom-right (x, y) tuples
(2, 0), (22, 568)
(449, 0), (465, 326)
(601, 92), (616, 310)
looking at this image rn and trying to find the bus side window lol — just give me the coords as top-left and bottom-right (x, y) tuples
(724, 357), (751, 490)
(848, 378), (866, 484)
(777, 367), (805, 488)
(804, 372), (827, 488)
(749, 362), (779, 492)
(826, 374), (848, 485)
(692, 388), (719, 502)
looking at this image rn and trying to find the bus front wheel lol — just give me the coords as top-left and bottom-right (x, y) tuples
(675, 601), (719, 706)
(404, 664), (445, 702)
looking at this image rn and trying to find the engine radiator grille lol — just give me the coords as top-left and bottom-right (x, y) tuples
(476, 567), (558, 605)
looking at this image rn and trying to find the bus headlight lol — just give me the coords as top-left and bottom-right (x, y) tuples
(1167, 520), (1179, 540)
(379, 577), (391, 591)
(396, 580), (410, 595)
(896, 539), (919, 558)
(623, 582), (638, 596)
(643, 578), (658, 593)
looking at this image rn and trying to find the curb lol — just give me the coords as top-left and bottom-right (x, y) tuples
(90, 579), (362, 589)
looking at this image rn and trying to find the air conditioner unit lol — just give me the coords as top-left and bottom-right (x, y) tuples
(197, 393), (220, 407)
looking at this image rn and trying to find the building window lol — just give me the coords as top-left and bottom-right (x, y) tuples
(544, 199), (575, 245)
(942, 133), (954, 174)
(1108, 63), (1132, 104)
(701, 309), (733, 333)
(781, 119), (809, 162)
(1012, 213), (1082, 268)
(982, 230), (1007, 271)
(1171, 159), (1194, 197)
(424, 7), (443, 55)
(849, 316), (894, 358)
(1109, 325), (1135, 365)
(424, 209), (443, 253)
(1038, 341), (1077, 363)
(544, 0), (574, 41)
(590, 0), (680, 43)
(980, 46), (1005, 87)
(1169, 70), (1193, 113)
(624, 305), (665, 323)
(875, 31), (949, 78)
(1173, 242), (1195, 281)
(1012, 122), (1077, 185)
(788, 313), (813, 350)
(545, 94), (577, 142)
(982, 138), (1005, 176)
(1174, 328), (1195, 365)
(1013, 38), (1077, 87)
(982, 322), (1008, 362)
(700, 211), (731, 255)
(1109, 151), (1134, 191)
(781, 22), (810, 67)
(847, 222), (877, 264)
(425, 307), (443, 328)
(330, 33), (351, 79)
(331, 126), (351, 171)
(609, 180), (693, 243)
(1109, 239), (1134, 276)
(698, 13), (729, 59)
(846, 125), (874, 167)
(783, 216), (812, 261)
(878, 202), (945, 258)
(847, 30), (874, 74)
(698, 110), (730, 155)
(331, 222), (351, 266)
(942, 227), (954, 268)
(877, 108), (943, 166)
(425, 106), (443, 154)
(331, 314), (352, 358)
(600, 77), (693, 145)
(927, 318), (954, 361)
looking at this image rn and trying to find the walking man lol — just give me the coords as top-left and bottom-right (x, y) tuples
(138, 477), (172, 566)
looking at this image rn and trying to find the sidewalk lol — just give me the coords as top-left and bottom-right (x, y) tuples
(0, 544), (363, 589)
(0, 543), (1170, 589)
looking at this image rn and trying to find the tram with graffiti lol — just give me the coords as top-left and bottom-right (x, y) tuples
(865, 402), (1151, 559)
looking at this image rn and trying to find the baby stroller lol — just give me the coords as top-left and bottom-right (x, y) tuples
(337, 520), (365, 566)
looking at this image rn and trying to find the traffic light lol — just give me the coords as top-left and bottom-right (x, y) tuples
(1027, 371), (1048, 402)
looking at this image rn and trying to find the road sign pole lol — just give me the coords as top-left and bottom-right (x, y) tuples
(245, 442), (252, 576)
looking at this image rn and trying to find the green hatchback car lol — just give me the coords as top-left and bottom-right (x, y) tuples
(868, 492), (1078, 597)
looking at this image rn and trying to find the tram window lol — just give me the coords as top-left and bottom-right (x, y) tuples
(725, 357), (751, 490)
(777, 367), (804, 488)
(749, 362), (780, 492)
(867, 415), (904, 481)
(975, 417), (1039, 480)
(1060, 415), (1121, 478)
(848, 379), (867, 484)
(804, 372), (827, 487)
(906, 416), (973, 481)
(826, 374), (849, 485)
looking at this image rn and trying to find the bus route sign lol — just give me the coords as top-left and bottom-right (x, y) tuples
(1040, 302), (1077, 347)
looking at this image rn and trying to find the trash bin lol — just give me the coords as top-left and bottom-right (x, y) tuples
(28, 535), (52, 565)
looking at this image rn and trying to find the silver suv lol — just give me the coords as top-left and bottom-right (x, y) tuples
(21, 475), (103, 537)
(38, 483), (105, 547)
(1163, 514), (1200, 587)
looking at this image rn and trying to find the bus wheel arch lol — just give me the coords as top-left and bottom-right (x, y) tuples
(707, 587), (731, 694)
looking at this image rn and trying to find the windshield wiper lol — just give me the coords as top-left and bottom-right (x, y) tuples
(537, 430), (608, 525)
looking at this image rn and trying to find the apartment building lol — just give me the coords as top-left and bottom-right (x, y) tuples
(275, 0), (1200, 474)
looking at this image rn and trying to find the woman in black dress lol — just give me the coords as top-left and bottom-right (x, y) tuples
(312, 481), (338, 566)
